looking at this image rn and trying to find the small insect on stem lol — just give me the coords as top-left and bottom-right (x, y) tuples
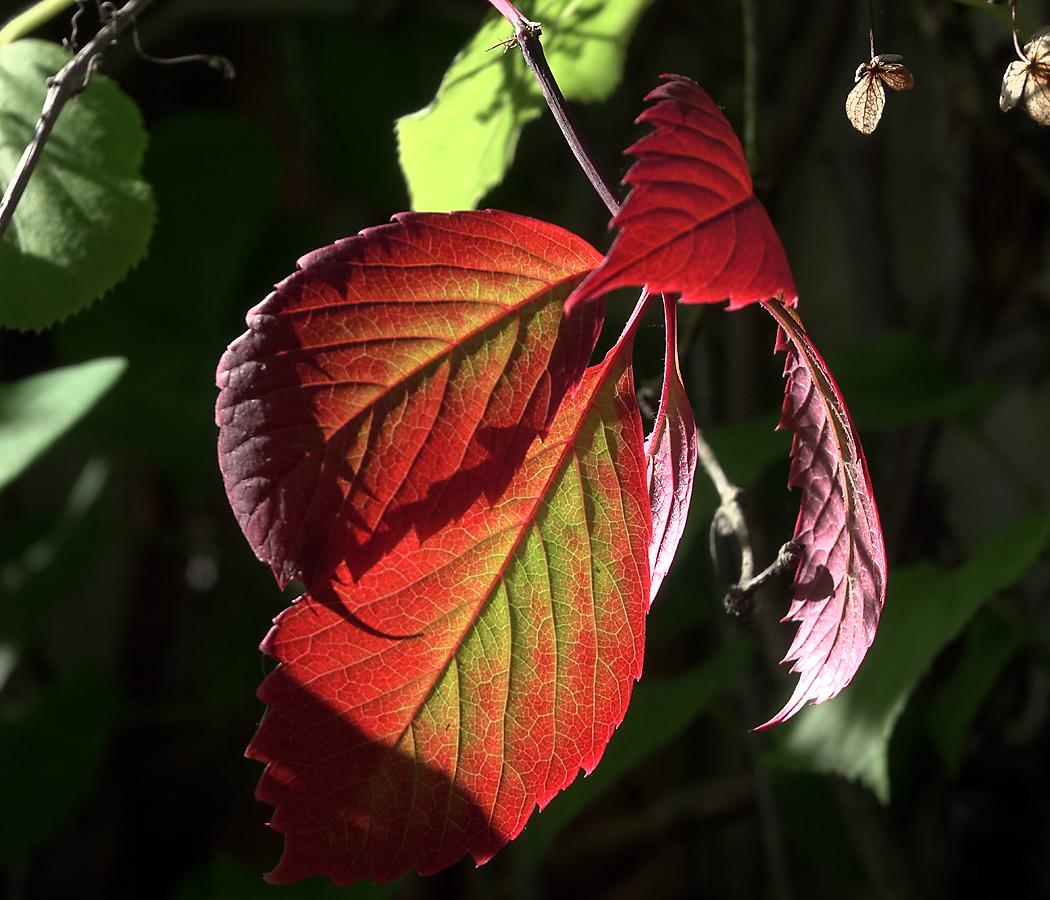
(845, 53), (914, 134)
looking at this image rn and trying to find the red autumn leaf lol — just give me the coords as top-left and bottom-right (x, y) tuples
(757, 298), (887, 729)
(216, 210), (604, 591)
(567, 74), (797, 313)
(217, 210), (653, 883)
(645, 292), (698, 605)
(246, 313), (651, 884)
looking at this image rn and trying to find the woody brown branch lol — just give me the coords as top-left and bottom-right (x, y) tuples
(0, 0), (155, 244)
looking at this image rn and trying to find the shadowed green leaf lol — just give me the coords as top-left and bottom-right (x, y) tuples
(926, 609), (1020, 777)
(826, 332), (997, 430)
(0, 667), (122, 861)
(952, 0), (1033, 32)
(0, 358), (125, 490)
(765, 513), (1050, 801)
(397, 0), (655, 212)
(54, 112), (280, 487)
(0, 40), (154, 330)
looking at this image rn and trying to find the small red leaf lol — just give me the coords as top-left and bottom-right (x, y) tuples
(757, 298), (887, 729)
(247, 314), (650, 884)
(645, 292), (698, 605)
(567, 75), (797, 312)
(216, 211), (604, 590)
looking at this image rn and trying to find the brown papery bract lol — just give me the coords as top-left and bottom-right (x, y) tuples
(846, 54), (914, 135)
(1001, 26), (1050, 125)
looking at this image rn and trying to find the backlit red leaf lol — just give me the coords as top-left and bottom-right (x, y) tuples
(567, 75), (797, 312)
(645, 292), (698, 605)
(246, 313), (651, 884)
(757, 298), (887, 729)
(216, 211), (604, 590)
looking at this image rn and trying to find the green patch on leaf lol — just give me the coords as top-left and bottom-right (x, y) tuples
(765, 513), (1050, 802)
(525, 640), (755, 864)
(397, 0), (655, 212)
(0, 357), (125, 491)
(0, 39), (154, 330)
(0, 667), (122, 861)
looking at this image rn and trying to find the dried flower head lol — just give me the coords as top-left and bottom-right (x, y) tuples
(1001, 26), (1050, 125)
(846, 54), (915, 134)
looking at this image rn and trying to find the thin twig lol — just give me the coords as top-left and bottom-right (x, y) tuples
(131, 23), (234, 77)
(516, 32), (620, 216)
(0, 0), (155, 244)
(1011, 0), (1025, 60)
(67, 0), (87, 51)
(868, 0), (876, 59)
(724, 539), (802, 616)
(697, 426), (754, 581)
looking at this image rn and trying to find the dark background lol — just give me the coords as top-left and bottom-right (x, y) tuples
(1, 0), (1050, 897)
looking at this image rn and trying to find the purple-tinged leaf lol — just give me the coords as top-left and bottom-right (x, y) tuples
(645, 292), (697, 605)
(757, 298), (887, 729)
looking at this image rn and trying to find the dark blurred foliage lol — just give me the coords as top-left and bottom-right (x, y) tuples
(1, 0), (1050, 898)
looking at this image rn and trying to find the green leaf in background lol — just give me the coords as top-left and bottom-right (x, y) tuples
(952, 0), (1034, 33)
(0, 666), (122, 861)
(0, 643), (15, 694)
(0, 357), (125, 490)
(54, 112), (280, 487)
(0, 456), (109, 644)
(0, 39), (154, 331)
(176, 853), (408, 899)
(825, 331), (997, 430)
(397, 0), (655, 212)
(524, 640), (755, 864)
(926, 609), (1020, 778)
(765, 513), (1050, 802)
(774, 771), (866, 885)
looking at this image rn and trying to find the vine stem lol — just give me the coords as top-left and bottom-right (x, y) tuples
(868, 0), (876, 59)
(0, 0), (155, 245)
(488, 1), (620, 216)
(486, 0), (796, 607)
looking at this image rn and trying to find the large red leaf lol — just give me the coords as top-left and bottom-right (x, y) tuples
(645, 292), (698, 605)
(567, 75), (797, 312)
(246, 310), (651, 884)
(216, 211), (604, 590)
(757, 299), (887, 729)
